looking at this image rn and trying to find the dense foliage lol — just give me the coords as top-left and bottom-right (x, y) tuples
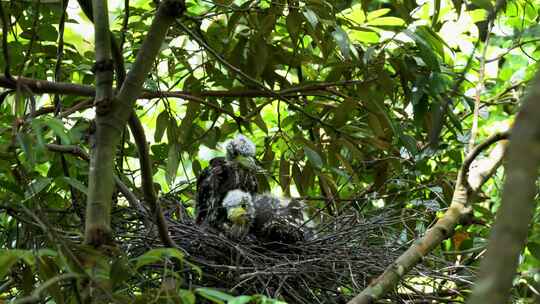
(1, 0), (540, 303)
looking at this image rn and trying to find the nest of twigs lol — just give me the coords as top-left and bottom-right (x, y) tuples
(123, 200), (473, 303)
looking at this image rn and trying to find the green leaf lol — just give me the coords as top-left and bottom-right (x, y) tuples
(166, 142), (181, 186)
(469, 9), (488, 23)
(472, 0), (493, 11)
(134, 248), (185, 270)
(37, 25), (58, 41)
(292, 163), (304, 195)
(366, 8), (390, 20)
(40, 117), (71, 145)
(24, 177), (52, 201)
(179, 289), (196, 304)
(59, 177), (88, 195)
(399, 133), (418, 154)
(196, 288), (235, 303)
(0, 252), (20, 279)
(404, 29), (440, 71)
(279, 156), (291, 195)
(192, 159), (202, 177)
(37, 256), (64, 304)
(253, 113), (268, 133)
(332, 27), (352, 59)
(248, 35), (268, 78)
(286, 9), (303, 43)
(179, 101), (201, 145)
(350, 28), (380, 43)
(367, 17), (405, 26)
(154, 111), (169, 142)
(228, 295), (253, 304)
(528, 242), (540, 261)
(304, 147), (323, 169)
(303, 8), (319, 28)
(17, 132), (36, 165)
(110, 257), (132, 288)
(341, 4), (365, 23)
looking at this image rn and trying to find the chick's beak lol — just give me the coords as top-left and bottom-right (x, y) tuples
(228, 206), (248, 224)
(236, 155), (258, 170)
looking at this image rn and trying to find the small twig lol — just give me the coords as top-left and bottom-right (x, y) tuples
(468, 20), (492, 151)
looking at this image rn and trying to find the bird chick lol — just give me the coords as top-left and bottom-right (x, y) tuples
(195, 135), (259, 227)
(222, 189), (255, 240)
(226, 134), (256, 160)
(225, 134), (260, 171)
(252, 193), (311, 244)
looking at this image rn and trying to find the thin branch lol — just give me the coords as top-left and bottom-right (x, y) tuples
(44, 143), (145, 214)
(91, 0), (114, 112)
(468, 20), (492, 150)
(46, 143), (89, 161)
(128, 114), (176, 247)
(0, 2), (13, 80)
(347, 132), (508, 304)
(83, 0), (185, 246)
(460, 131), (510, 192)
(467, 70), (540, 304)
(53, 0), (79, 220)
(429, 1), (505, 147)
(0, 75), (370, 100)
(119, 0), (130, 51)
(483, 38), (540, 63)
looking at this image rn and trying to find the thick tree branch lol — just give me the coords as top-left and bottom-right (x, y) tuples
(84, 0), (116, 245)
(467, 72), (540, 304)
(348, 133), (509, 304)
(83, 0), (184, 246)
(77, 0), (178, 248)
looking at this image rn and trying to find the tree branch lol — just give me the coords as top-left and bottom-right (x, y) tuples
(83, 0), (185, 246)
(467, 71), (540, 304)
(459, 131), (510, 192)
(128, 115), (176, 247)
(0, 2), (13, 80)
(44, 143), (145, 214)
(0, 75), (371, 102)
(84, 0), (116, 246)
(348, 132), (509, 304)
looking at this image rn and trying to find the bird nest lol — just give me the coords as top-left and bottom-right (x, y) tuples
(124, 201), (470, 304)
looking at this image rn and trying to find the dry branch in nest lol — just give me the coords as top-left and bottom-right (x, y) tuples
(124, 202), (472, 304)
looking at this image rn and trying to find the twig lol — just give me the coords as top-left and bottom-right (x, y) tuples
(468, 20), (492, 150)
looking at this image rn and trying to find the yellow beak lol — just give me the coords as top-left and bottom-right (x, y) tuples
(228, 206), (248, 224)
